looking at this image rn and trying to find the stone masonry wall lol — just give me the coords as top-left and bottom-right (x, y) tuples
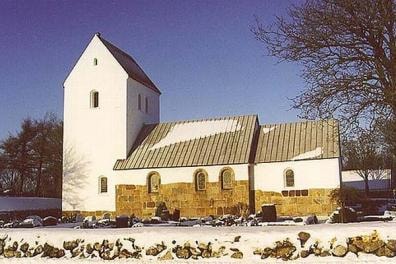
(116, 180), (250, 218)
(255, 188), (337, 216)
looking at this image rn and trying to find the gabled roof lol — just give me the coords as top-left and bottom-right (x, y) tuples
(114, 115), (258, 170)
(254, 119), (340, 163)
(98, 34), (161, 94)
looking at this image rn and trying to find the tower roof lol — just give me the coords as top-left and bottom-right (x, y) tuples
(98, 34), (161, 94)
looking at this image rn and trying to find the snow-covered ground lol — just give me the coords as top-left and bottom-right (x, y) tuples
(2, 221), (396, 263)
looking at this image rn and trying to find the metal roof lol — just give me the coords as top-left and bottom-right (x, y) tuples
(114, 115), (258, 170)
(254, 119), (340, 163)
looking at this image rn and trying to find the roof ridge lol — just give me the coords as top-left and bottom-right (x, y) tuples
(97, 34), (161, 94)
(261, 118), (337, 127)
(144, 114), (258, 126)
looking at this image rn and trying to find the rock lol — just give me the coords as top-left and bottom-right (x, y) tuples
(349, 232), (385, 253)
(347, 243), (360, 256)
(386, 240), (396, 252)
(119, 249), (133, 258)
(175, 247), (191, 259)
(313, 247), (322, 256)
(375, 246), (396, 257)
(261, 247), (272, 259)
(14, 251), (22, 258)
(320, 250), (331, 257)
(33, 245), (44, 256)
(159, 250), (174, 260)
(298, 232), (311, 248)
(71, 247), (82, 258)
(201, 249), (211, 258)
(273, 240), (296, 260)
(253, 248), (262, 255)
(11, 241), (18, 251)
(4, 248), (15, 258)
(57, 249), (65, 258)
(230, 247), (240, 251)
(146, 242), (166, 256)
(189, 247), (200, 257)
(332, 245), (348, 257)
(231, 250), (243, 259)
(63, 240), (78, 251)
(234, 235), (241, 242)
(93, 242), (101, 252)
(86, 243), (94, 254)
(300, 249), (310, 258)
(20, 242), (29, 253)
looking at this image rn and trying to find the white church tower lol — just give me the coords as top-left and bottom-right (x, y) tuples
(62, 33), (160, 214)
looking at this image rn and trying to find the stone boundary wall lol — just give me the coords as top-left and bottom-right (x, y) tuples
(255, 188), (337, 216)
(62, 210), (116, 219)
(116, 180), (250, 218)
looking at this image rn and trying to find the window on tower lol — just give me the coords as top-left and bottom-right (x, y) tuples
(99, 176), (107, 193)
(138, 94), (142, 110)
(145, 97), (149, 113)
(90, 90), (99, 108)
(93, 58), (98, 66)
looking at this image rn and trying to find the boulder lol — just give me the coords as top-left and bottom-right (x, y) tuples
(20, 242), (29, 253)
(231, 250), (243, 259)
(332, 245), (348, 257)
(375, 246), (396, 257)
(298, 232), (311, 248)
(159, 250), (174, 260)
(386, 240), (396, 252)
(300, 249), (310, 258)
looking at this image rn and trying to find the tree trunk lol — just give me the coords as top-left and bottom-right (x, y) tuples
(364, 175), (370, 198)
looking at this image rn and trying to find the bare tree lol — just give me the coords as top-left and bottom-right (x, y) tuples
(252, 0), (396, 135)
(343, 132), (389, 196)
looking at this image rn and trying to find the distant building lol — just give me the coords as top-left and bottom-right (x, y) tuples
(342, 169), (392, 191)
(62, 33), (341, 218)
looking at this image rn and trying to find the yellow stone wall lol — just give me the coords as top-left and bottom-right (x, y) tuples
(255, 188), (337, 216)
(116, 180), (250, 218)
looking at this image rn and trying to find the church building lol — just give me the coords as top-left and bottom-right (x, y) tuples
(62, 33), (341, 218)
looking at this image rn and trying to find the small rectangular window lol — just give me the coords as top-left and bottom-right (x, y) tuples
(93, 92), (99, 108)
(100, 177), (107, 193)
(138, 94), (142, 110)
(93, 58), (98, 66)
(145, 97), (149, 113)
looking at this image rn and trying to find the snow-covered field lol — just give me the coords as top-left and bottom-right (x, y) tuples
(1, 221), (396, 263)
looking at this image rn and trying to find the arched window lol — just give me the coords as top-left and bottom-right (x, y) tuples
(99, 176), (107, 193)
(148, 172), (160, 193)
(90, 90), (99, 108)
(194, 169), (207, 191)
(138, 94), (142, 110)
(145, 97), (149, 113)
(220, 168), (234, 190)
(284, 169), (295, 187)
(93, 58), (98, 66)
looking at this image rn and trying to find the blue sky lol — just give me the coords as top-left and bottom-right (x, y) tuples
(0, 0), (305, 139)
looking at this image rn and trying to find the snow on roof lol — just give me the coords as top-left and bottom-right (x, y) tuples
(255, 119), (340, 163)
(150, 119), (243, 150)
(291, 147), (323, 161)
(262, 126), (276, 134)
(114, 115), (258, 169)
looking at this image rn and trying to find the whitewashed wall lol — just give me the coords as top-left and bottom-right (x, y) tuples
(126, 78), (160, 155)
(254, 158), (341, 192)
(62, 35), (160, 212)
